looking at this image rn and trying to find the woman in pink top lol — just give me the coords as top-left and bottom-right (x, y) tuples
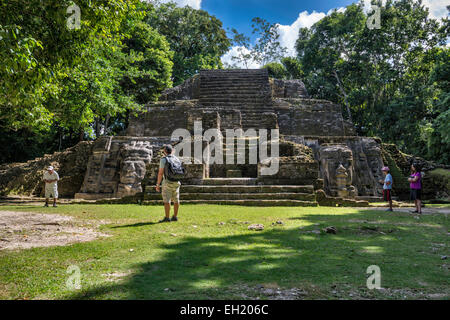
(408, 163), (422, 214)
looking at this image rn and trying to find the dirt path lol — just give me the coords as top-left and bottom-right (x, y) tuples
(367, 207), (450, 215)
(0, 211), (110, 250)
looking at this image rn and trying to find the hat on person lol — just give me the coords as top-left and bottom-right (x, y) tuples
(381, 166), (389, 172)
(163, 144), (173, 154)
(47, 166), (54, 171)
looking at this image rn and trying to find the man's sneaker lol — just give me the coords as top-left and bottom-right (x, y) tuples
(159, 217), (171, 223)
(44, 203), (49, 207)
(170, 216), (178, 222)
(385, 208), (393, 212)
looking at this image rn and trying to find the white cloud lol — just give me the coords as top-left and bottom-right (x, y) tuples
(158, 0), (202, 10)
(276, 8), (346, 57)
(221, 46), (261, 69)
(422, 0), (449, 19)
(221, 10), (335, 68)
(362, 0), (448, 19)
(221, 0), (449, 68)
(276, 11), (327, 56)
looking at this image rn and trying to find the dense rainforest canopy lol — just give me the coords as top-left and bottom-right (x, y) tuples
(0, 0), (449, 164)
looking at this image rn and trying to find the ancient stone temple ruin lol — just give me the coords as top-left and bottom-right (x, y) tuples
(72, 69), (388, 206)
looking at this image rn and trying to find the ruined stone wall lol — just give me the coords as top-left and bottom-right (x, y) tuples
(299, 136), (385, 197)
(75, 136), (153, 199)
(275, 99), (346, 136)
(270, 79), (309, 98)
(127, 101), (198, 137)
(158, 75), (200, 101)
(0, 141), (93, 197)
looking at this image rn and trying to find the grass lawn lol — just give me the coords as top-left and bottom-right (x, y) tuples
(0, 204), (448, 300)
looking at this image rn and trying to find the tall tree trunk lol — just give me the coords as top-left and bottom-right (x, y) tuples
(104, 114), (110, 135)
(95, 117), (100, 138)
(333, 70), (353, 123)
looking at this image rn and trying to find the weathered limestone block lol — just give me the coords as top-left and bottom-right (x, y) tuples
(275, 99), (345, 136)
(218, 110), (242, 131)
(0, 141), (93, 197)
(271, 79), (308, 98)
(303, 136), (386, 197)
(187, 110), (221, 132)
(127, 100), (199, 137)
(116, 141), (153, 198)
(343, 120), (356, 136)
(284, 80), (309, 98)
(316, 189), (369, 207)
(347, 138), (384, 196)
(76, 137), (155, 200)
(319, 144), (357, 197)
(158, 75), (200, 101)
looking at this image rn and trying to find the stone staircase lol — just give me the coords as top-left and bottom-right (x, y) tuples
(144, 178), (318, 206)
(199, 69), (275, 130)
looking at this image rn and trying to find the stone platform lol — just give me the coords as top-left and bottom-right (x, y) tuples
(4, 69), (446, 206)
(73, 69), (387, 205)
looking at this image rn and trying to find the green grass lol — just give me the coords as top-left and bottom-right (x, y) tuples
(0, 204), (449, 300)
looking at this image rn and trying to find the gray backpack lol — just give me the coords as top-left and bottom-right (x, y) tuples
(163, 155), (186, 182)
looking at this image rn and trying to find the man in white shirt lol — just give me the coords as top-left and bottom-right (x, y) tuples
(43, 166), (60, 207)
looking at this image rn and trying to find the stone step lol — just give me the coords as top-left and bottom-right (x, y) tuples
(200, 85), (269, 90)
(200, 102), (272, 107)
(200, 75), (268, 80)
(200, 71), (268, 77)
(200, 98), (269, 103)
(241, 112), (276, 116)
(147, 185), (315, 194)
(201, 80), (268, 84)
(200, 80), (271, 89)
(200, 69), (267, 73)
(200, 82), (271, 90)
(200, 92), (271, 97)
(145, 192), (316, 201)
(143, 199), (318, 207)
(200, 89), (271, 94)
(201, 178), (257, 185)
(200, 85), (270, 90)
(201, 102), (270, 107)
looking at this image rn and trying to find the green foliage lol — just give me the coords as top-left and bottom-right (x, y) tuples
(228, 18), (287, 69)
(0, 0), (174, 162)
(147, 2), (230, 85)
(262, 62), (288, 79)
(281, 57), (304, 79)
(121, 10), (173, 104)
(263, 57), (304, 80)
(1, 0), (142, 130)
(296, 0), (449, 163)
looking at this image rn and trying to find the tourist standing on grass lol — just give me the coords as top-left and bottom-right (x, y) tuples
(155, 145), (184, 223)
(43, 166), (59, 207)
(408, 163), (422, 214)
(380, 166), (393, 212)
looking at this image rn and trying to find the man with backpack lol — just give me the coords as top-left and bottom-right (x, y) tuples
(155, 144), (185, 223)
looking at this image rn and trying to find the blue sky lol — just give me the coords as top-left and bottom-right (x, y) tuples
(201, 0), (355, 39)
(161, 0), (449, 67)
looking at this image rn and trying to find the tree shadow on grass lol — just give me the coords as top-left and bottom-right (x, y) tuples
(111, 222), (160, 229)
(67, 209), (448, 300)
